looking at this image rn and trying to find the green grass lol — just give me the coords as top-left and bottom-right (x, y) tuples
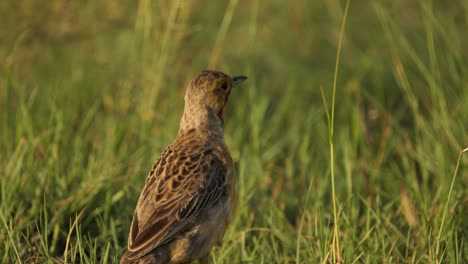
(1, 0), (467, 263)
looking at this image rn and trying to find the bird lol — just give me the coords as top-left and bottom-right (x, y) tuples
(120, 70), (247, 264)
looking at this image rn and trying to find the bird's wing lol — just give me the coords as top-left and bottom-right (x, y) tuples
(123, 144), (228, 261)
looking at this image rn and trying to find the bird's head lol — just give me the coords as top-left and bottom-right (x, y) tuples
(184, 70), (247, 121)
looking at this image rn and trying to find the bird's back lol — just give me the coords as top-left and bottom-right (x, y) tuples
(121, 129), (234, 264)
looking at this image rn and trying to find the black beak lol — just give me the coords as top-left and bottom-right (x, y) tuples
(232, 76), (248, 87)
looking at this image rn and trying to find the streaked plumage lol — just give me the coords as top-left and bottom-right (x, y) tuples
(121, 70), (247, 264)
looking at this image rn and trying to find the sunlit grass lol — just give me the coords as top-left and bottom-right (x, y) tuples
(0, 0), (467, 263)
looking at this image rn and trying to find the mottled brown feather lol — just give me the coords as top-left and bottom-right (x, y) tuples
(122, 137), (228, 262)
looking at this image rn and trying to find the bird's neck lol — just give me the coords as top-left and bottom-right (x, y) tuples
(178, 104), (224, 140)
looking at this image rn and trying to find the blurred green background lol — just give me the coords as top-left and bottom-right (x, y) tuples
(0, 0), (467, 263)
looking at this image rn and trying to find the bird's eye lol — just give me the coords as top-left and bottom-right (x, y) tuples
(220, 82), (229, 90)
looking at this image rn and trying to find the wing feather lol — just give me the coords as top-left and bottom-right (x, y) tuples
(123, 144), (227, 261)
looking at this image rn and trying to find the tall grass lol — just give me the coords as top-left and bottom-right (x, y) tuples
(319, 0), (350, 262)
(0, 0), (467, 263)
